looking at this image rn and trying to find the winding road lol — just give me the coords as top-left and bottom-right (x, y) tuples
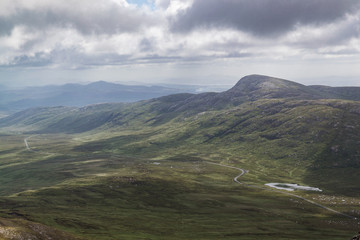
(207, 162), (358, 220)
(206, 162), (247, 184)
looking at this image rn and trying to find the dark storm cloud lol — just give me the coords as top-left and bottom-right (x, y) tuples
(171, 0), (360, 37)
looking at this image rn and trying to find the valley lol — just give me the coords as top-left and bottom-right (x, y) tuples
(0, 75), (359, 239)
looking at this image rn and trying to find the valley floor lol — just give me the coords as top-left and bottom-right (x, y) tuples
(0, 133), (359, 239)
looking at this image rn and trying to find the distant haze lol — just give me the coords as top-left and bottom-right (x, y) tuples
(0, 0), (359, 87)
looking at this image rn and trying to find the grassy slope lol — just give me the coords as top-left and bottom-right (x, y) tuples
(0, 98), (359, 239)
(0, 134), (358, 240)
(0, 75), (359, 239)
(72, 98), (360, 193)
(310, 85), (360, 101)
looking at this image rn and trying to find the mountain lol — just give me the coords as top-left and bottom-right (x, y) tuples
(2, 75), (359, 114)
(1, 75), (360, 191)
(0, 81), (198, 113)
(140, 74), (360, 114)
(1, 75), (360, 171)
(0, 74), (360, 239)
(2, 75), (360, 132)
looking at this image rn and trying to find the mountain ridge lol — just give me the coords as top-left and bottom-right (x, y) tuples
(1, 75), (359, 114)
(1, 74), (360, 134)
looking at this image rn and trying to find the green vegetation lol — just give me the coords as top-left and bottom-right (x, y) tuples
(0, 75), (359, 239)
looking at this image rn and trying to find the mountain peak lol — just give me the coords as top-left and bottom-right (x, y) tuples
(87, 81), (120, 87)
(233, 74), (305, 90)
(225, 75), (317, 101)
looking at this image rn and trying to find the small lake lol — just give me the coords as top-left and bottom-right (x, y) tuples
(265, 183), (322, 192)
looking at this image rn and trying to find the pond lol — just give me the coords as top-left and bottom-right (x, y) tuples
(265, 183), (322, 192)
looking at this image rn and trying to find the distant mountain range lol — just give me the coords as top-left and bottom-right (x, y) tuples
(0, 81), (210, 113)
(2, 75), (360, 131)
(2, 77), (359, 115)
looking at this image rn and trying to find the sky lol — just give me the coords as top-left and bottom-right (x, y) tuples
(0, 0), (359, 87)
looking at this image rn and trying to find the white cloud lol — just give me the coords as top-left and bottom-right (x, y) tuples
(0, 0), (359, 87)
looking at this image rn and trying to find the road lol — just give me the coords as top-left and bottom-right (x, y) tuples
(206, 162), (358, 220)
(24, 136), (35, 151)
(206, 162), (247, 184)
(23, 135), (54, 155)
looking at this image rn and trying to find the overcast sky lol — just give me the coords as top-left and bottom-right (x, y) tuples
(0, 0), (359, 87)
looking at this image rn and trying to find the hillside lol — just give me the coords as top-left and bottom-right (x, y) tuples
(1, 75), (359, 182)
(1, 75), (360, 132)
(0, 217), (81, 240)
(0, 75), (359, 239)
(310, 85), (360, 101)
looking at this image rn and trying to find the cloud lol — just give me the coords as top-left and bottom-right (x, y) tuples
(170, 0), (360, 37)
(0, 0), (159, 36)
(283, 11), (360, 49)
(0, 0), (163, 67)
(0, 0), (359, 71)
(154, 0), (170, 9)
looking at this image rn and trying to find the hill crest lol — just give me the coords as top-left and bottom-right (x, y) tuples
(225, 74), (319, 101)
(1, 74), (360, 133)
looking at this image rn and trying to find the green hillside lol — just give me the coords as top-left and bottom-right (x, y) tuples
(0, 75), (359, 239)
(310, 85), (360, 101)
